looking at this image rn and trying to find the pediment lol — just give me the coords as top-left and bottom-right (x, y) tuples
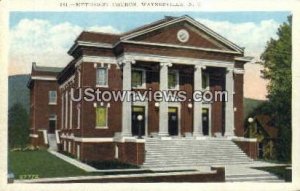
(121, 17), (243, 54)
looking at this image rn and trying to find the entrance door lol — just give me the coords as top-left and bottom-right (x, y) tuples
(168, 107), (178, 136)
(202, 108), (209, 136)
(49, 114), (56, 134)
(132, 106), (145, 137)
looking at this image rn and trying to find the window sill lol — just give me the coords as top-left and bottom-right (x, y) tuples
(168, 88), (180, 91)
(132, 86), (146, 89)
(95, 126), (109, 129)
(48, 102), (57, 105)
(96, 85), (109, 88)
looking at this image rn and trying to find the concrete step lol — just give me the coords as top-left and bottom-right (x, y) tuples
(143, 138), (252, 169)
(47, 133), (58, 151)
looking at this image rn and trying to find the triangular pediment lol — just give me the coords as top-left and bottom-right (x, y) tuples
(121, 16), (243, 54)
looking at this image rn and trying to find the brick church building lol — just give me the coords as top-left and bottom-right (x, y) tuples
(28, 15), (257, 167)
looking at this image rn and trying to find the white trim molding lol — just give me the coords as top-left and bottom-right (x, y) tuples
(55, 130), (61, 144)
(38, 130), (48, 144)
(31, 76), (57, 81)
(29, 134), (38, 138)
(74, 55), (117, 68)
(122, 40), (240, 55)
(69, 41), (113, 55)
(74, 137), (114, 143)
(234, 56), (253, 62)
(232, 137), (257, 142)
(118, 52), (235, 69)
(233, 68), (245, 74)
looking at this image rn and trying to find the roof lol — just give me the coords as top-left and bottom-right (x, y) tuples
(69, 15), (244, 55)
(121, 16), (176, 36)
(256, 115), (278, 139)
(76, 31), (121, 44)
(27, 63), (63, 88)
(33, 63), (63, 73)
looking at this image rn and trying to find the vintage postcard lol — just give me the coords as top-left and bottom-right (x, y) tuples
(1, 0), (299, 190)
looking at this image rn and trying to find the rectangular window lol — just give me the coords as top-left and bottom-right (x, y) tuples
(168, 71), (179, 90)
(96, 106), (107, 128)
(202, 73), (209, 90)
(96, 67), (108, 86)
(49, 91), (57, 104)
(132, 70), (145, 88)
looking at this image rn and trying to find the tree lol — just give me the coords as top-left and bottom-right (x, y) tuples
(260, 16), (291, 162)
(8, 102), (29, 148)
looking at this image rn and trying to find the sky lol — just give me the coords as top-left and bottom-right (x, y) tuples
(9, 11), (290, 100)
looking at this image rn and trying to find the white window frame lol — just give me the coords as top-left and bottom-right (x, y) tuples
(168, 70), (179, 90)
(48, 91), (57, 105)
(132, 68), (146, 89)
(95, 106), (108, 129)
(96, 67), (108, 87)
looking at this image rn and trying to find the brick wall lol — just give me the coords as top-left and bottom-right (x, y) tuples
(233, 140), (258, 159)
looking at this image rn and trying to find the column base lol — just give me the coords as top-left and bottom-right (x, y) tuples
(224, 132), (236, 139)
(193, 132), (204, 137)
(158, 132), (169, 137)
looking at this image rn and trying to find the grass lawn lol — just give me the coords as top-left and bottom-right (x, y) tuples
(9, 149), (92, 179)
(9, 150), (153, 179)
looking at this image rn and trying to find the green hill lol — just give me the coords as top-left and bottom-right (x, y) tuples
(8, 74), (30, 112)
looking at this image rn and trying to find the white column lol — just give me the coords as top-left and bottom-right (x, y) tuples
(225, 68), (235, 136)
(193, 65), (204, 136)
(158, 62), (171, 136)
(121, 60), (134, 137)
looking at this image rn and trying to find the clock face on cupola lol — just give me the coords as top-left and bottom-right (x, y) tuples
(177, 29), (190, 43)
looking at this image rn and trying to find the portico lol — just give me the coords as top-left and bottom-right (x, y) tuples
(118, 54), (236, 138)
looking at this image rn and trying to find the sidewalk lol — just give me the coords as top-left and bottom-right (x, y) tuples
(48, 150), (97, 172)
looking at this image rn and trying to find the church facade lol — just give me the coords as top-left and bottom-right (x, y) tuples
(28, 15), (255, 165)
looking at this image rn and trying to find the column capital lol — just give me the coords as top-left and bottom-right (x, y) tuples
(194, 65), (206, 70)
(226, 67), (234, 72)
(160, 62), (172, 67)
(118, 59), (135, 67)
(233, 68), (245, 74)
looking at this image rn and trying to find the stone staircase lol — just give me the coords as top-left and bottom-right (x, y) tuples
(47, 133), (58, 151)
(142, 137), (253, 169)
